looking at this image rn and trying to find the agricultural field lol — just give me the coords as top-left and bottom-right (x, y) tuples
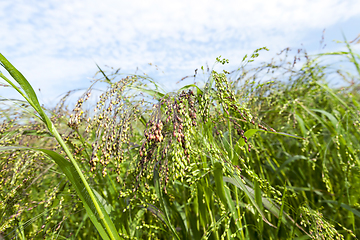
(1, 39), (360, 239)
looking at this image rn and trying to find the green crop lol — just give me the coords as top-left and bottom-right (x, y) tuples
(0, 38), (359, 239)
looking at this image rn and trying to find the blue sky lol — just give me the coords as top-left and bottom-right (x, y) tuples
(1, 0), (359, 107)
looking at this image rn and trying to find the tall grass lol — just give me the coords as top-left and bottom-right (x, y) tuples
(0, 38), (359, 239)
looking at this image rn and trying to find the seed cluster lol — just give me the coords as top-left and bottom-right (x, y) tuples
(143, 119), (164, 144)
(67, 91), (91, 129)
(299, 206), (346, 240)
(85, 76), (139, 177)
(135, 89), (198, 191)
(212, 71), (276, 152)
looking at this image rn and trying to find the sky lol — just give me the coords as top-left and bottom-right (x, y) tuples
(0, 0), (360, 107)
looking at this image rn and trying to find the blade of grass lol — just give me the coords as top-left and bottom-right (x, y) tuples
(236, 129), (303, 148)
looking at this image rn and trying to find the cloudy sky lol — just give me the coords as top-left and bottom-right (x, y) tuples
(1, 0), (359, 107)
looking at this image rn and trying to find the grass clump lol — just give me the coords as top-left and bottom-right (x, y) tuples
(0, 38), (360, 239)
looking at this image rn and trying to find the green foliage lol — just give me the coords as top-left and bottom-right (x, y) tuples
(1, 38), (360, 239)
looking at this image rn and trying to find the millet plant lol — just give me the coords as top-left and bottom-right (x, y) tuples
(1, 37), (359, 239)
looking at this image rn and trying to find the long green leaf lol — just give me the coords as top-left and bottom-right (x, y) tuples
(213, 162), (227, 206)
(129, 85), (165, 100)
(223, 176), (310, 236)
(223, 176), (276, 228)
(0, 54), (45, 120)
(236, 129), (303, 148)
(153, 163), (180, 239)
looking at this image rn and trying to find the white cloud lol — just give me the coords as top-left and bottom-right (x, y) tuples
(0, 0), (359, 105)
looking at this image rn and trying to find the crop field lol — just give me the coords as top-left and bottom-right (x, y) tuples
(1, 38), (360, 239)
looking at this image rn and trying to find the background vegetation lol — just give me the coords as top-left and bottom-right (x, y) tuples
(1, 37), (360, 239)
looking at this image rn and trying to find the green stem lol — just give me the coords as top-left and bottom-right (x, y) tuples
(235, 187), (245, 239)
(50, 123), (120, 240)
(228, 118), (233, 161)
